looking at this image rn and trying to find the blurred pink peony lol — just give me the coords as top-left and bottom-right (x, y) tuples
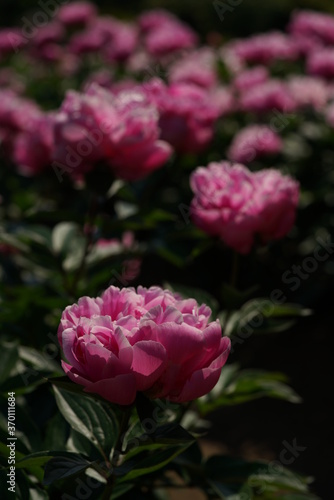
(307, 48), (334, 79)
(52, 84), (172, 180)
(227, 125), (283, 164)
(239, 80), (296, 114)
(32, 21), (65, 48)
(88, 232), (142, 284)
(69, 16), (137, 62)
(168, 48), (217, 88)
(139, 9), (197, 57)
(233, 66), (269, 92)
(0, 29), (26, 57)
(57, 285), (230, 404)
(58, 1), (97, 26)
(190, 161), (299, 253)
(12, 113), (54, 176)
(143, 78), (228, 153)
(289, 10), (334, 45)
(229, 31), (299, 65)
(0, 90), (44, 162)
(287, 75), (329, 110)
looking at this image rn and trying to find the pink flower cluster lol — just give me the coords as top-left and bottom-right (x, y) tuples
(57, 286), (230, 405)
(52, 84), (172, 181)
(139, 9), (197, 57)
(230, 31), (299, 65)
(0, 89), (53, 175)
(289, 10), (334, 45)
(143, 78), (233, 153)
(190, 162), (299, 254)
(227, 125), (283, 163)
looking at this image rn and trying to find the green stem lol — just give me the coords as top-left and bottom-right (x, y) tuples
(101, 479), (115, 500)
(114, 407), (132, 455)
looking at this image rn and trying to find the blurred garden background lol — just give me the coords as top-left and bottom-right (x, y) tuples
(1, 1), (334, 499)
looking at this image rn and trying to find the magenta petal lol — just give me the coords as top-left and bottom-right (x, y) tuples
(169, 337), (231, 402)
(155, 322), (204, 364)
(169, 366), (221, 403)
(131, 340), (167, 391)
(62, 328), (84, 372)
(61, 361), (91, 386)
(84, 373), (137, 405)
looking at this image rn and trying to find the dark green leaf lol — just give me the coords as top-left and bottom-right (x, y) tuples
(53, 386), (119, 456)
(43, 455), (92, 485)
(0, 341), (19, 385)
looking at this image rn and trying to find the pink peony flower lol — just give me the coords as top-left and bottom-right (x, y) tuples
(52, 84), (172, 180)
(32, 21), (65, 48)
(12, 113), (54, 176)
(58, 1), (97, 26)
(0, 29), (26, 57)
(139, 9), (197, 57)
(57, 285), (230, 405)
(143, 78), (228, 153)
(307, 48), (334, 79)
(69, 17), (137, 62)
(227, 125), (283, 164)
(287, 75), (329, 110)
(239, 80), (297, 114)
(168, 48), (217, 88)
(103, 22), (138, 63)
(190, 161), (299, 254)
(0, 90), (43, 160)
(229, 31), (299, 65)
(233, 66), (269, 92)
(289, 10), (334, 45)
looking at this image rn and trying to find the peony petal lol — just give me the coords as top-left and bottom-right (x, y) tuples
(154, 322), (204, 364)
(131, 340), (167, 391)
(168, 336), (231, 402)
(84, 373), (137, 405)
(61, 361), (91, 386)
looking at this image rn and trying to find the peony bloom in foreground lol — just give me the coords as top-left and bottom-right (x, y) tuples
(190, 161), (299, 254)
(57, 286), (230, 405)
(227, 125), (283, 164)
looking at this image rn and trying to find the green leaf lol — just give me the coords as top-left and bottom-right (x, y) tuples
(67, 429), (106, 461)
(205, 455), (317, 498)
(119, 444), (194, 483)
(18, 346), (62, 375)
(51, 222), (86, 271)
(197, 365), (301, 414)
(223, 299), (311, 337)
(43, 455), (92, 485)
(53, 386), (119, 457)
(44, 413), (68, 451)
(16, 453), (53, 469)
(0, 341), (19, 385)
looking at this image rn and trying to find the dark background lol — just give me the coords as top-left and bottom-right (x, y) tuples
(1, 1), (333, 498)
